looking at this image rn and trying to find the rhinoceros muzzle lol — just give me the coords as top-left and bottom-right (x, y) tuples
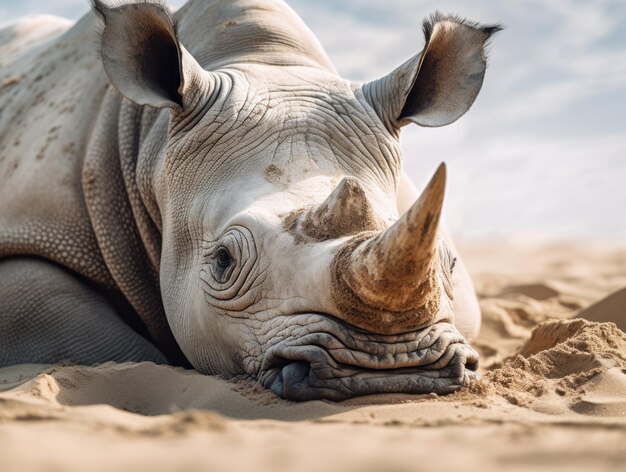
(259, 315), (479, 401)
(256, 164), (479, 401)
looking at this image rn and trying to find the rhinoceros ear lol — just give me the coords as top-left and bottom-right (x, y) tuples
(92, 0), (204, 110)
(363, 13), (501, 130)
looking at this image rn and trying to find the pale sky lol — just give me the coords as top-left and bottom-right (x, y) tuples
(2, 0), (625, 240)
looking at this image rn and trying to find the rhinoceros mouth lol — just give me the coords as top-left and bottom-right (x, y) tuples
(257, 317), (479, 401)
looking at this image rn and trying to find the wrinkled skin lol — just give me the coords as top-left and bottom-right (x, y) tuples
(0, 0), (496, 400)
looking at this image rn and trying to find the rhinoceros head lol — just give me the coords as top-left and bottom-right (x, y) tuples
(93, 0), (498, 400)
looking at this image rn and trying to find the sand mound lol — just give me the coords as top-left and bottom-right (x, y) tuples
(498, 283), (561, 300)
(577, 287), (626, 332)
(463, 320), (626, 416)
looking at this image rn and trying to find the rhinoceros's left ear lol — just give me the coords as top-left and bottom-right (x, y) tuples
(92, 0), (205, 110)
(363, 13), (501, 130)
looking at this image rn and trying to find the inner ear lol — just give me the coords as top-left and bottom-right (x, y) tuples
(142, 23), (183, 107)
(398, 37), (443, 121)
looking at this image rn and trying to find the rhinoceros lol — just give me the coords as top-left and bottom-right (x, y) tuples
(0, 0), (499, 400)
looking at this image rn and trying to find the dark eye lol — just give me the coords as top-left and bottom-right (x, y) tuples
(215, 246), (233, 270)
(200, 226), (255, 294)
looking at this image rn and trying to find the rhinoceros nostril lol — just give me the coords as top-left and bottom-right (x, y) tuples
(282, 361), (310, 385)
(269, 361), (312, 400)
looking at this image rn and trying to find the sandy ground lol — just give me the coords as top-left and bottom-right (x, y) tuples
(1, 241), (625, 472)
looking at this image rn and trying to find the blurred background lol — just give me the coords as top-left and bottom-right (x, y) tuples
(2, 0), (625, 241)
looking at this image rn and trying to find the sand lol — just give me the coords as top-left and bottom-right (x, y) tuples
(1, 241), (625, 472)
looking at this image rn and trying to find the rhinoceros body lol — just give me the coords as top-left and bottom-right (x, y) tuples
(0, 0), (495, 400)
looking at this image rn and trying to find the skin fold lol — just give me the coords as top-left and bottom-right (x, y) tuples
(0, 0), (497, 401)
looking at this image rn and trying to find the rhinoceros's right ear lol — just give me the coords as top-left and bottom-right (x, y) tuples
(362, 13), (501, 131)
(92, 0), (205, 110)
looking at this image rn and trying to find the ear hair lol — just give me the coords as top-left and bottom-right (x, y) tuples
(422, 11), (503, 44)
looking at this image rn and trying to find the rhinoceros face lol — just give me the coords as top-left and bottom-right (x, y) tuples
(94, 1), (498, 400)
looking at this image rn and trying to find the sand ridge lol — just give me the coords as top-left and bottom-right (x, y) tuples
(1, 241), (625, 471)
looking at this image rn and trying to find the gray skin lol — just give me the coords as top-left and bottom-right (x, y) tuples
(0, 0), (497, 401)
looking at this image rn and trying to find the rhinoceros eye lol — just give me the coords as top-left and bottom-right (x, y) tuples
(212, 246), (235, 283)
(215, 246), (233, 270)
(200, 226), (257, 299)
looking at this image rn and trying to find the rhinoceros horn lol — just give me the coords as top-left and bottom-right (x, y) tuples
(302, 177), (385, 240)
(330, 163), (446, 334)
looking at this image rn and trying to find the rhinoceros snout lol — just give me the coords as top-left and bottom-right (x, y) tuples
(258, 315), (479, 401)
